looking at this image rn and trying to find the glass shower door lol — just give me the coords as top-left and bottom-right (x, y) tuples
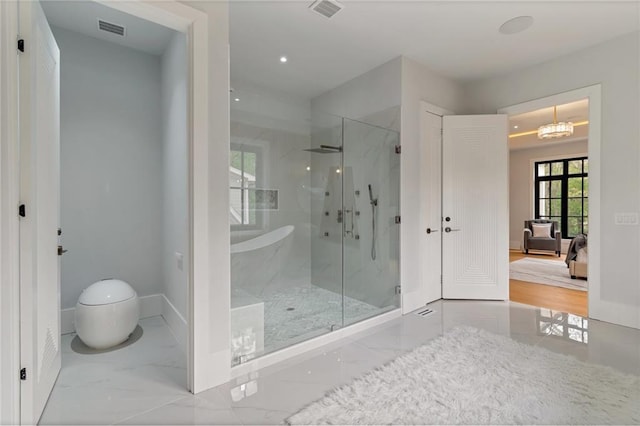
(309, 115), (344, 332)
(341, 118), (401, 327)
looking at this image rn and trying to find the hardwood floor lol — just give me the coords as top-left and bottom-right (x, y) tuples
(509, 250), (588, 317)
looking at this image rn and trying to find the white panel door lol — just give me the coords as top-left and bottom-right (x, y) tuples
(19, 0), (61, 423)
(420, 110), (443, 304)
(442, 115), (508, 300)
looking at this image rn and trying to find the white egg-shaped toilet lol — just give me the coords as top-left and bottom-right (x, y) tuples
(75, 279), (140, 350)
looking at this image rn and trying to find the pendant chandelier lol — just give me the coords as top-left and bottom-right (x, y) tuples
(537, 106), (574, 139)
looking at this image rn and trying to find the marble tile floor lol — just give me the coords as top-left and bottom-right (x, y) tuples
(40, 301), (640, 425)
(261, 284), (389, 355)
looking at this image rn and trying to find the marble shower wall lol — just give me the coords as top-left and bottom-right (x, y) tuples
(310, 107), (401, 310)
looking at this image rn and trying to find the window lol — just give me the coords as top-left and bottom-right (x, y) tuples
(535, 156), (588, 239)
(229, 145), (262, 228)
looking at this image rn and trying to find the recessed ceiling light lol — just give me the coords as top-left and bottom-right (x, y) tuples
(513, 125), (519, 129)
(280, 56), (288, 63)
(234, 98), (240, 102)
(499, 16), (534, 35)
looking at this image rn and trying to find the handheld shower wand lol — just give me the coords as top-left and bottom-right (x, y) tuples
(368, 184), (378, 260)
(368, 184), (377, 206)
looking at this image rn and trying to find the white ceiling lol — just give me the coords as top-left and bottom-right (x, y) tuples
(508, 99), (590, 150)
(230, 1), (640, 99)
(41, 0), (175, 56)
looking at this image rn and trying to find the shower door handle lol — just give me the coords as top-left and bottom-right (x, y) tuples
(426, 228), (439, 234)
(349, 209), (354, 236)
(444, 227), (461, 233)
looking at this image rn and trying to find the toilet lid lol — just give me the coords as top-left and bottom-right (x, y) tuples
(78, 279), (136, 306)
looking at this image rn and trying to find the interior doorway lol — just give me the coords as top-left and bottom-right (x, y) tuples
(500, 88), (601, 320)
(18, 1), (193, 423)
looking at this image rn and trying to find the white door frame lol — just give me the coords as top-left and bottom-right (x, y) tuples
(0, 1), (21, 423)
(1, 1), (212, 423)
(408, 101), (453, 312)
(498, 85), (601, 322)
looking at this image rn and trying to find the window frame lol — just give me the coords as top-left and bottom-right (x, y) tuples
(230, 143), (264, 230)
(534, 156), (588, 239)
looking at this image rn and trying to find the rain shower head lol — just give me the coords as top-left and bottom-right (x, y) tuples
(304, 145), (342, 154)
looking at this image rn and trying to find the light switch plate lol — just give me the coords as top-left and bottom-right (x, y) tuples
(614, 212), (639, 226)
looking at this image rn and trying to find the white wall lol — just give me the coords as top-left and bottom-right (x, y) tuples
(55, 27), (163, 310)
(231, 79), (311, 136)
(465, 32), (640, 328)
(161, 32), (188, 319)
(311, 57), (401, 127)
(180, 0), (232, 392)
(399, 57), (466, 310)
(509, 140), (588, 250)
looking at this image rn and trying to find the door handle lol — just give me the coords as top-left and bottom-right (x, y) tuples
(57, 245), (68, 256)
(444, 227), (461, 233)
(426, 228), (439, 234)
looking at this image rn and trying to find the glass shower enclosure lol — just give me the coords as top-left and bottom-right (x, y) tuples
(229, 116), (400, 366)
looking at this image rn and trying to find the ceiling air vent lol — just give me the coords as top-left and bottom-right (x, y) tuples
(309, 0), (343, 19)
(97, 19), (125, 36)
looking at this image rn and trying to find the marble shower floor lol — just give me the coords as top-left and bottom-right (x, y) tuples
(40, 302), (640, 425)
(262, 284), (385, 354)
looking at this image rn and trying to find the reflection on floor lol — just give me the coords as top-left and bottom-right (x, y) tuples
(40, 301), (640, 425)
(263, 284), (386, 354)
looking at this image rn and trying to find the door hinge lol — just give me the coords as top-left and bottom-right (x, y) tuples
(18, 204), (26, 218)
(395, 215), (401, 224)
(395, 285), (401, 295)
(17, 39), (24, 53)
(20, 368), (26, 380)
(395, 145), (401, 154)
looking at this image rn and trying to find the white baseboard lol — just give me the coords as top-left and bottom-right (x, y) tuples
(509, 240), (521, 251)
(161, 294), (188, 349)
(61, 293), (169, 335)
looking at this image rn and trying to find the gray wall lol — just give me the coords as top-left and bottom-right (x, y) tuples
(465, 32), (639, 310)
(56, 27), (163, 309)
(509, 140), (588, 249)
(161, 32), (188, 317)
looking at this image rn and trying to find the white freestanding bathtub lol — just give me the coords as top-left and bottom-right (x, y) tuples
(230, 225), (295, 298)
(230, 225), (295, 363)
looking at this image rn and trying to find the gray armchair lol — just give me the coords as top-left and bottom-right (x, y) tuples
(523, 220), (561, 257)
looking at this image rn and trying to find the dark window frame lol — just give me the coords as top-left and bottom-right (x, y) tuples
(534, 156), (588, 239)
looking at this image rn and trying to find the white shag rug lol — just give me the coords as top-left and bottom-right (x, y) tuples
(287, 327), (640, 425)
(510, 257), (587, 291)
